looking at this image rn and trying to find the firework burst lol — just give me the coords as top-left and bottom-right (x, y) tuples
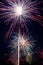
(0, 0), (43, 39)
(8, 32), (35, 65)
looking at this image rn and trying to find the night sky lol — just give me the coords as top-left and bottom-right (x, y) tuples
(0, 0), (43, 65)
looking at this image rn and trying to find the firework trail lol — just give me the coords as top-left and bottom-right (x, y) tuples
(0, 0), (43, 39)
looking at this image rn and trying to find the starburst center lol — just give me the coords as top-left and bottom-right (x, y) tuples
(15, 5), (23, 16)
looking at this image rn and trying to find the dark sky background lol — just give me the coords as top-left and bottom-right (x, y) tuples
(0, 0), (43, 65)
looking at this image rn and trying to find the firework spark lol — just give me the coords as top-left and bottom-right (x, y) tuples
(0, 0), (43, 39)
